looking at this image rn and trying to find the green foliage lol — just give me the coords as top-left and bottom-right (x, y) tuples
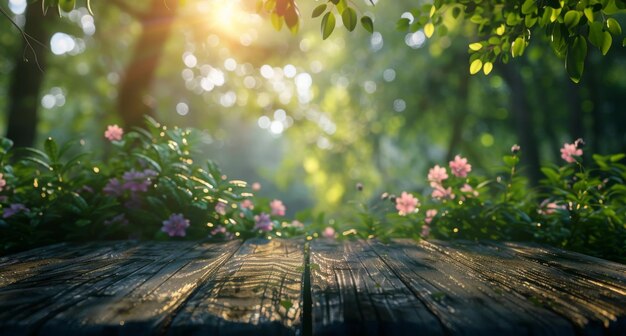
(402, 0), (626, 82)
(0, 118), (303, 254)
(308, 144), (626, 262)
(257, 0), (375, 37)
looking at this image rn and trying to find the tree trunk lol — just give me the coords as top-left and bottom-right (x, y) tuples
(116, 0), (178, 129)
(5, 4), (54, 147)
(500, 63), (541, 185)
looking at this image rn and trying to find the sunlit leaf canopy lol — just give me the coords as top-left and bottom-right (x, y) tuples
(1, 0), (625, 216)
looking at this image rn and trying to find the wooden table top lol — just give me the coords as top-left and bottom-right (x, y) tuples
(1, 238), (625, 335)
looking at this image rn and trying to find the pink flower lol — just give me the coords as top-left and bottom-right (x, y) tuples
(161, 213), (190, 237)
(539, 200), (566, 215)
(322, 227), (335, 238)
(0, 173), (6, 192)
(449, 155), (472, 178)
(252, 182), (261, 191)
(425, 209), (437, 225)
(460, 184), (479, 197)
(511, 144), (521, 153)
(421, 225), (431, 238)
(215, 202), (227, 216)
(427, 165), (449, 186)
(210, 225), (227, 236)
(270, 199), (286, 216)
(396, 192), (420, 216)
(290, 220), (304, 229)
(104, 124), (124, 141)
(3, 203), (29, 218)
(560, 142), (583, 163)
(240, 199), (254, 210)
(254, 213), (273, 231)
(432, 185), (455, 200)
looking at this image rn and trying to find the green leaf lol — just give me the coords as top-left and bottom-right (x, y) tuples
(132, 153), (162, 172)
(610, 153), (625, 162)
(521, 0), (537, 14)
(566, 36), (587, 83)
(44, 137), (59, 164)
(321, 12), (336, 39)
(312, 4), (326, 18)
(606, 18), (622, 36)
(541, 167), (560, 182)
(503, 155), (520, 167)
(71, 192), (89, 211)
(361, 15), (374, 34)
(452, 7), (461, 19)
(75, 219), (91, 227)
(58, 0), (74, 12)
(0, 138), (14, 154)
(341, 7), (357, 32)
(511, 37), (525, 57)
(396, 18), (410, 31)
(564, 10), (581, 29)
(588, 21), (605, 49)
(60, 152), (89, 175)
(601, 31), (612, 55)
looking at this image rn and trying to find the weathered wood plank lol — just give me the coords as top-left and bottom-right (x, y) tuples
(0, 242), (114, 287)
(372, 239), (576, 335)
(309, 239), (444, 335)
(0, 241), (143, 335)
(0, 241), (240, 335)
(168, 238), (305, 335)
(433, 239), (626, 334)
(38, 240), (241, 335)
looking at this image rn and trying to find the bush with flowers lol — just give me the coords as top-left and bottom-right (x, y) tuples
(335, 140), (626, 262)
(0, 117), (302, 254)
(1, 118), (625, 262)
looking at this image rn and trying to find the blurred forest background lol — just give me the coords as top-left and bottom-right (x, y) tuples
(1, 0), (625, 216)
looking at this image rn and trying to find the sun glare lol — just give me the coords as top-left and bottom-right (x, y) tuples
(195, 0), (257, 34)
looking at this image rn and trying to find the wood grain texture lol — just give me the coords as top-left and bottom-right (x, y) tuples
(309, 239), (444, 335)
(434, 240), (626, 335)
(0, 240), (240, 336)
(372, 239), (577, 336)
(167, 238), (305, 335)
(1, 238), (625, 335)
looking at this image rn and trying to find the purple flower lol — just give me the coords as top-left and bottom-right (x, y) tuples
(161, 213), (190, 237)
(3, 203), (29, 218)
(103, 178), (123, 197)
(142, 169), (158, 178)
(254, 213), (273, 232)
(122, 170), (152, 193)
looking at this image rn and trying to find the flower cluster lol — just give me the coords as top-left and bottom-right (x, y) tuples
(0, 121), (303, 253)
